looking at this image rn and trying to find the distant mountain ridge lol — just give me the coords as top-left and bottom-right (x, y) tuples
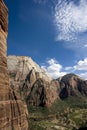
(58, 73), (87, 99)
(7, 56), (87, 107)
(7, 55), (52, 81)
(7, 55), (58, 107)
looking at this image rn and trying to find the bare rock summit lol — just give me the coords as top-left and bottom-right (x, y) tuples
(7, 55), (59, 107)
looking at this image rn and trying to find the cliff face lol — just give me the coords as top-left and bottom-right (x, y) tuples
(7, 56), (52, 96)
(58, 73), (87, 99)
(27, 79), (59, 107)
(7, 55), (87, 107)
(7, 56), (52, 83)
(7, 56), (59, 107)
(0, 0), (28, 129)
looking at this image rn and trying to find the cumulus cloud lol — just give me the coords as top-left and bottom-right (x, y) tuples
(79, 72), (87, 80)
(65, 58), (87, 79)
(65, 66), (73, 71)
(54, 0), (87, 41)
(83, 44), (87, 48)
(41, 58), (67, 79)
(74, 58), (87, 70)
(41, 58), (87, 79)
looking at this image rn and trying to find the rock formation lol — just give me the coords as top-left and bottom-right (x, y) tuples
(7, 56), (59, 107)
(27, 79), (59, 107)
(0, 0), (28, 129)
(7, 54), (87, 107)
(58, 73), (87, 99)
(7, 56), (52, 83)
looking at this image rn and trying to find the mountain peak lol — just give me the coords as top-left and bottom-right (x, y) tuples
(7, 55), (52, 82)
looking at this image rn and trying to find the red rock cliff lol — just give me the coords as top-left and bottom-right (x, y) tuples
(0, 0), (28, 129)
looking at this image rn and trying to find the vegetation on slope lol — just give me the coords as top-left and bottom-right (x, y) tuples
(28, 97), (87, 130)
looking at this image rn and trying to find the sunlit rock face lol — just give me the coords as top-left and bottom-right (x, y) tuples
(7, 55), (52, 97)
(0, 0), (28, 129)
(7, 55), (52, 83)
(7, 56), (59, 107)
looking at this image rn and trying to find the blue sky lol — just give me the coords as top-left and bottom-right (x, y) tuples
(4, 0), (87, 79)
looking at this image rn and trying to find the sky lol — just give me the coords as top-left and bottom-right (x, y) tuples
(4, 0), (87, 79)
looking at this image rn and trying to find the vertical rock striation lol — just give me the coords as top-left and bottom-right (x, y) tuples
(27, 79), (59, 107)
(0, 0), (28, 129)
(7, 56), (59, 107)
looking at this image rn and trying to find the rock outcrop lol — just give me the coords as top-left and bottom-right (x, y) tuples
(27, 79), (59, 107)
(7, 54), (87, 107)
(58, 73), (87, 99)
(0, 0), (28, 129)
(7, 56), (52, 94)
(7, 56), (59, 107)
(7, 56), (52, 83)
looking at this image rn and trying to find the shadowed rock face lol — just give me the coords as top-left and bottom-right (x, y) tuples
(7, 56), (59, 107)
(27, 79), (59, 107)
(78, 127), (87, 130)
(58, 73), (87, 99)
(0, 0), (28, 129)
(7, 55), (87, 107)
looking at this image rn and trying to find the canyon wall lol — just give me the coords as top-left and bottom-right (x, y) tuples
(7, 56), (59, 107)
(0, 0), (28, 129)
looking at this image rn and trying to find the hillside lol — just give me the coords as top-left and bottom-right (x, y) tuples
(7, 55), (87, 130)
(1, 0), (87, 129)
(7, 55), (59, 107)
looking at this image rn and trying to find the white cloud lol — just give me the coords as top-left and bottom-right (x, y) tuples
(41, 57), (87, 79)
(47, 59), (62, 72)
(74, 58), (87, 70)
(65, 58), (87, 79)
(54, 0), (87, 41)
(41, 58), (66, 79)
(79, 72), (87, 80)
(65, 66), (73, 71)
(83, 44), (87, 48)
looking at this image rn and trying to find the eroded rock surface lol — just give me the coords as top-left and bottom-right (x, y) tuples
(7, 56), (59, 107)
(58, 73), (87, 99)
(27, 79), (59, 107)
(0, 0), (28, 129)
(8, 54), (87, 107)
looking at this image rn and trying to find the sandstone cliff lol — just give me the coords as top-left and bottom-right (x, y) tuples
(58, 73), (87, 99)
(7, 56), (59, 107)
(27, 79), (59, 107)
(7, 54), (87, 107)
(0, 0), (28, 129)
